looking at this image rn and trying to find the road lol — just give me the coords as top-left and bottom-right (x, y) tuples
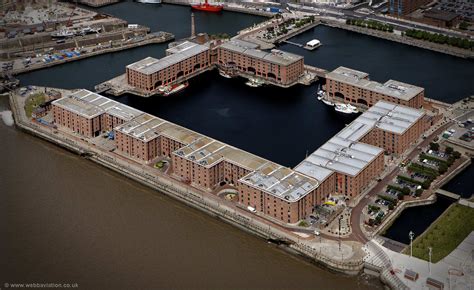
(283, 3), (470, 39)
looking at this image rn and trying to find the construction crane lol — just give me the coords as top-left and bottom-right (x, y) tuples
(66, 0), (79, 27)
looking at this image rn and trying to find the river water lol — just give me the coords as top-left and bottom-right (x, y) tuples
(4, 0), (473, 287)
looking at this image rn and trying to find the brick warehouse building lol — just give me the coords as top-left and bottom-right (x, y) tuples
(52, 90), (429, 224)
(325, 67), (425, 109)
(126, 41), (211, 94)
(217, 39), (304, 87)
(52, 89), (141, 137)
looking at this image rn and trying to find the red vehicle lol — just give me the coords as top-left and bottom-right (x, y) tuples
(191, 0), (223, 12)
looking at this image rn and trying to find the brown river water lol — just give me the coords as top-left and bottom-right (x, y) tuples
(0, 97), (382, 289)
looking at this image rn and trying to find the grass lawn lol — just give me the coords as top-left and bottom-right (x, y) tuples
(24, 93), (46, 118)
(407, 204), (474, 263)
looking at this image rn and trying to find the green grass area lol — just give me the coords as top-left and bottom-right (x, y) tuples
(408, 163), (439, 178)
(298, 220), (309, 227)
(408, 204), (474, 263)
(24, 93), (46, 118)
(154, 161), (164, 168)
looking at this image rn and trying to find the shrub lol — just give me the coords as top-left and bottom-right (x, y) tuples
(453, 151), (461, 159)
(429, 142), (440, 151)
(422, 179), (432, 189)
(445, 146), (454, 155)
(438, 163), (448, 174)
(415, 188), (423, 197)
(402, 187), (411, 196)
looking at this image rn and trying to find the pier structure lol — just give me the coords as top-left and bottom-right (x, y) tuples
(50, 89), (430, 224)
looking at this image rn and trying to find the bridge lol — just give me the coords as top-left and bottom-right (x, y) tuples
(282, 40), (303, 48)
(436, 189), (461, 200)
(304, 64), (328, 78)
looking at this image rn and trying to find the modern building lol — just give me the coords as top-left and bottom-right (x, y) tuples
(126, 41), (211, 94)
(422, 9), (461, 28)
(217, 39), (304, 86)
(389, 0), (431, 17)
(325, 66), (425, 109)
(52, 89), (141, 137)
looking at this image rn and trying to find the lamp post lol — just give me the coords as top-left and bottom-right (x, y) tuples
(409, 231), (415, 257)
(338, 215), (343, 251)
(428, 247), (432, 274)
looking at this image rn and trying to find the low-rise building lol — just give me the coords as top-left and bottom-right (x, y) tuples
(126, 41), (211, 93)
(325, 66), (425, 109)
(52, 89), (141, 137)
(51, 90), (430, 224)
(217, 39), (304, 86)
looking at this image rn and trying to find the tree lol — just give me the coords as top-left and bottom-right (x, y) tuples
(422, 179), (431, 189)
(438, 163), (448, 174)
(459, 22), (469, 30)
(453, 151), (461, 159)
(445, 146), (453, 155)
(415, 188), (423, 197)
(429, 142), (440, 151)
(402, 187), (411, 196)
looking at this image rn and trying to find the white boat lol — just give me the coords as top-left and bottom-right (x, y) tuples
(51, 29), (74, 39)
(136, 0), (162, 3)
(322, 99), (334, 106)
(304, 39), (321, 50)
(219, 70), (232, 79)
(334, 104), (353, 114)
(346, 103), (359, 113)
(245, 77), (264, 88)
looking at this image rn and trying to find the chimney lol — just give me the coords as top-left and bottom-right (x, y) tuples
(191, 13), (196, 38)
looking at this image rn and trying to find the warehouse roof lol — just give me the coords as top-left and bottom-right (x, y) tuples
(52, 89), (142, 121)
(358, 101), (425, 134)
(240, 164), (319, 202)
(219, 39), (303, 66)
(326, 67), (424, 101)
(127, 42), (209, 75)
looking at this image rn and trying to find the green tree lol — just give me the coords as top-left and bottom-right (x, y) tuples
(429, 142), (440, 151)
(445, 146), (454, 155)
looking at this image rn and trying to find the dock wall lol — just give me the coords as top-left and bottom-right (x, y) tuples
(9, 91), (365, 277)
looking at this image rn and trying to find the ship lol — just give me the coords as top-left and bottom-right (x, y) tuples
(334, 103), (358, 114)
(192, 0), (223, 12)
(51, 29), (74, 39)
(158, 82), (189, 96)
(136, 0), (162, 3)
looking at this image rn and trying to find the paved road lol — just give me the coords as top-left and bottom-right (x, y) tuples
(284, 3), (469, 39)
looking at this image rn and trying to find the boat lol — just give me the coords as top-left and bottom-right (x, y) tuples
(316, 89), (325, 100)
(51, 29), (74, 39)
(136, 0), (162, 3)
(219, 70), (232, 79)
(75, 26), (101, 36)
(192, 0), (223, 12)
(304, 39), (322, 50)
(245, 78), (264, 88)
(321, 99), (334, 106)
(334, 104), (353, 114)
(159, 82), (189, 96)
(346, 103), (359, 113)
